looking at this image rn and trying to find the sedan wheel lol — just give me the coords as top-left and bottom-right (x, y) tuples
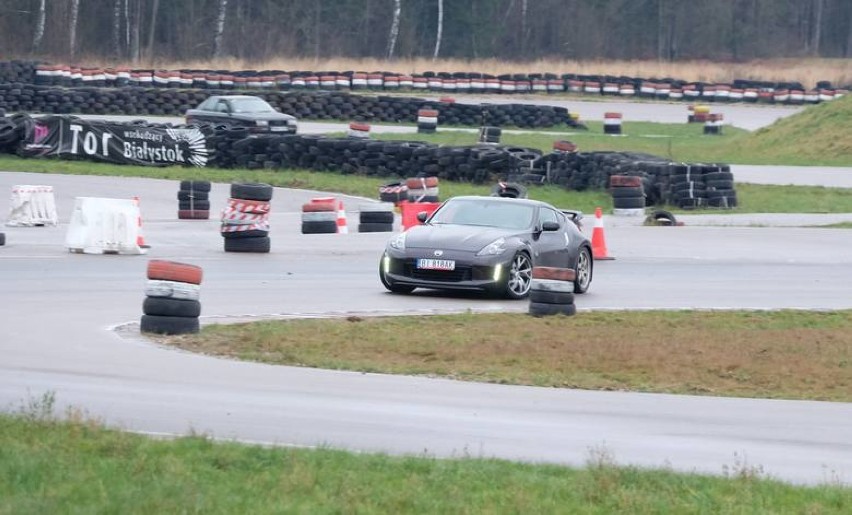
(573, 246), (593, 294)
(505, 252), (533, 299)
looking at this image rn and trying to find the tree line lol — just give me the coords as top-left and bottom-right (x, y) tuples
(1, 0), (850, 64)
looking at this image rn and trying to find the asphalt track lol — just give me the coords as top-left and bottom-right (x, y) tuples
(3, 100), (852, 486)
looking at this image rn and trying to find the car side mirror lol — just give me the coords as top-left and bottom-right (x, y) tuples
(416, 211), (429, 223)
(542, 221), (560, 231)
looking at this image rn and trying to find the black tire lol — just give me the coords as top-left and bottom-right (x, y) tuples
(704, 172), (734, 182)
(231, 182), (273, 201)
(706, 180), (734, 190)
(644, 209), (678, 226)
(528, 302), (577, 317)
(358, 223), (394, 233)
(179, 180), (211, 192)
(612, 197), (645, 209)
(611, 186), (644, 198)
(221, 229), (269, 239)
(359, 211), (395, 224)
(143, 297), (202, 318)
(301, 220), (338, 234)
(177, 190), (209, 201)
(491, 182), (528, 199)
(529, 290), (575, 305)
(0, 232), (5, 246)
(140, 314), (199, 335)
(224, 236), (271, 253)
(179, 200), (211, 211)
(573, 246), (593, 294)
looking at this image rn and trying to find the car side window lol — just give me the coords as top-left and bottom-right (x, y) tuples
(216, 100), (230, 113)
(539, 208), (559, 227)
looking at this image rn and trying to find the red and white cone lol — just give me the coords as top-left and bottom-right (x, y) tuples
(591, 206), (613, 260)
(133, 196), (151, 249)
(336, 200), (349, 234)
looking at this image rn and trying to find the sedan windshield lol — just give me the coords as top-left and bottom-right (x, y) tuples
(430, 199), (534, 230)
(229, 97), (276, 113)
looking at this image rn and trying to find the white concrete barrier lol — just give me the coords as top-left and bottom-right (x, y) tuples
(65, 197), (145, 255)
(6, 185), (58, 227)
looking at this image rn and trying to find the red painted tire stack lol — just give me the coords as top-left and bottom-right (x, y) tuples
(301, 198), (338, 234)
(177, 180), (211, 220)
(379, 182), (408, 205)
(610, 174), (646, 210)
(141, 260), (203, 335)
(221, 183), (273, 253)
(405, 176), (439, 203)
(528, 267), (577, 317)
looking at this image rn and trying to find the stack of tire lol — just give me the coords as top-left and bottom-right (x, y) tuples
(417, 109), (438, 133)
(177, 180), (211, 219)
(528, 267), (577, 317)
(478, 126), (502, 144)
(141, 260), (203, 335)
(703, 164), (737, 208)
(358, 203), (395, 233)
(610, 175), (646, 212)
(667, 165), (707, 210)
(221, 183), (273, 252)
(379, 181), (408, 205)
(405, 176), (439, 203)
(301, 198), (338, 234)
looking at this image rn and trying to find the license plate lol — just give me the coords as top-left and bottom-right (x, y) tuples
(417, 259), (455, 271)
(270, 126), (289, 132)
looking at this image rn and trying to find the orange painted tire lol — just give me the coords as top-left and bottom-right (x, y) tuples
(147, 260), (203, 285)
(609, 175), (643, 188)
(177, 209), (210, 220)
(531, 266), (576, 282)
(301, 202), (337, 213)
(405, 176), (439, 189)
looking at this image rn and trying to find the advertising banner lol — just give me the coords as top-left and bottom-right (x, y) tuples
(22, 116), (210, 167)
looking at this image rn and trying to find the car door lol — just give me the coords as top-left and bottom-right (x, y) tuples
(532, 207), (571, 266)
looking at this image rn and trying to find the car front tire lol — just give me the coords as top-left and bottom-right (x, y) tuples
(504, 252), (533, 299)
(573, 246), (593, 294)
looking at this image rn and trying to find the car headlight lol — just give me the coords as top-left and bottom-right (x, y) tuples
(389, 232), (406, 250)
(256, 120), (269, 126)
(476, 237), (507, 256)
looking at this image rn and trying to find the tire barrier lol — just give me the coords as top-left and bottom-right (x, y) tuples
(417, 109), (438, 134)
(703, 114), (724, 135)
(603, 112), (623, 135)
(478, 126), (502, 144)
(358, 202), (395, 233)
(528, 268), (577, 317)
(378, 182), (408, 205)
(142, 259), (202, 335)
(222, 183), (272, 252)
(177, 180), (211, 220)
(0, 84), (582, 129)
(347, 122), (371, 139)
(0, 232), (5, 246)
(301, 198), (338, 234)
(405, 176), (440, 203)
(688, 104), (711, 123)
(0, 60), (845, 106)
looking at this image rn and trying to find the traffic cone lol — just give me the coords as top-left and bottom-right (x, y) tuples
(133, 196), (150, 249)
(591, 206), (613, 260)
(336, 200), (349, 234)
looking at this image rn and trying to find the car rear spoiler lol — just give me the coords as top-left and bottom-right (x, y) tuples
(560, 209), (584, 228)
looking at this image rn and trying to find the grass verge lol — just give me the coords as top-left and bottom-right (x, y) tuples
(1, 407), (849, 513)
(157, 310), (852, 402)
(2, 155), (851, 215)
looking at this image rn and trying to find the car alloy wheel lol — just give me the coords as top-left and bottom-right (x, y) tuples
(574, 247), (592, 293)
(506, 252), (532, 299)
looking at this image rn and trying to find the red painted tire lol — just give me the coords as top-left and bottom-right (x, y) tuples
(405, 176), (439, 189)
(531, 266), (576, 282)
(146, 260), (203, 285)
(301, 202), (337, 213)
(177, 210), (210, 220)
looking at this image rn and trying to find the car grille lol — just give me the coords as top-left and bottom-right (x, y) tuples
(269, 120), (291, 127)
(403, 262), (472, 282)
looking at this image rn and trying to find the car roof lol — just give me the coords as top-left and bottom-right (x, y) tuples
(449, 195), (554, 209)
(205, 95), (266, 101)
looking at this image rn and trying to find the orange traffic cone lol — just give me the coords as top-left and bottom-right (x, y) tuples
(591, 206), (613, 260)
(336, 200), (349, 234)
(133, 196), (150, 249)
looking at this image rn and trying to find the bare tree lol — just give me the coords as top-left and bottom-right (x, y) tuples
(32, 0), (46, 53)
(386, 0), (401, 59)
(131, 0), (141, 63)
(811, 0), (824, 56)
(147, 0), (160, 60)
(213, 0), (228, 58)
(124, 0), (131, 51)
(520, 0), (528, 54)
(69, 0), (81, 59)
(113, 0), (123, 57)
(433, 0), (443, 59)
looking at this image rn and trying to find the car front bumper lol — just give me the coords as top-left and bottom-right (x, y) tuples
(381, 250), (511, 293)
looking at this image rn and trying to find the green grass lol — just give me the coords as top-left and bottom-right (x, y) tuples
(2, 407), (849, 514)
(160, 310), (852, 402)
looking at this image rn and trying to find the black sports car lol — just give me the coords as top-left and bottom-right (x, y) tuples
(380, 196), (593, 298)
(185, 95), (298, 133)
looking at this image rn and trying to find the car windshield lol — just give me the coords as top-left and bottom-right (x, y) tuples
(229, 97), (275, 113)
(430, 199), (535, 230)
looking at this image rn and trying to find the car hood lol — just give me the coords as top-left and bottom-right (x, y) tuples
(403, 224), (525, 252)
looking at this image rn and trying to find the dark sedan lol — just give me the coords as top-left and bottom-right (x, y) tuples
(380, 196), (593, 298)
(185, 95), (298, 133)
